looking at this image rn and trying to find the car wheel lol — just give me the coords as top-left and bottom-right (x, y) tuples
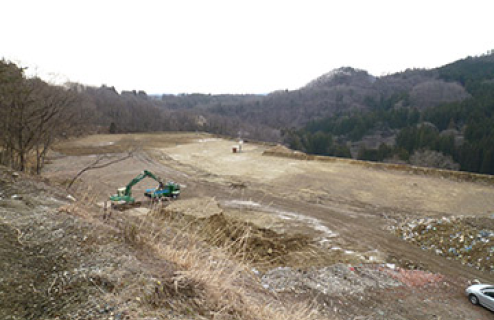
(469, 294), (479, 305)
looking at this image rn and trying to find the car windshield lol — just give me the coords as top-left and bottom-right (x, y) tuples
(481, 287), (494, 293)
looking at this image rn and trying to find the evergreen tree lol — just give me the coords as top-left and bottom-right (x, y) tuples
(109, 122), (117, 134)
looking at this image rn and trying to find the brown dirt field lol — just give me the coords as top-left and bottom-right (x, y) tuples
(164, 138), (494, 218)
(39, 132), (494, 319)
(51, 132), (204, 156)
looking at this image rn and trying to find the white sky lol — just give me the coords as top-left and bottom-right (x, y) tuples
(1, 0), (493, 94)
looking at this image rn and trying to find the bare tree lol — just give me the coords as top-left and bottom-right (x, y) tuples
(0, 61), (34, 171)
(0, 61), (80, 173)
(30, 80), (79, 174)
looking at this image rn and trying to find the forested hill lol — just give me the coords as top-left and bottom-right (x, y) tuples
(284, 52), (494, 174)
(1, 51), (494, 175)
(206, 66), (469, 128)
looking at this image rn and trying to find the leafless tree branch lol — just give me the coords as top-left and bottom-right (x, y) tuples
(66, 151), (135, 191)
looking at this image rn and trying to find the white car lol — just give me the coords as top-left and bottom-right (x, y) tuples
(466, 284), (494, 312)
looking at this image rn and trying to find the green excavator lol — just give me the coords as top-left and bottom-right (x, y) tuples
(109, 170), (180, 207)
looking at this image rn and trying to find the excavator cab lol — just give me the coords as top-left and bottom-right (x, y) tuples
(116, 187), (126, 198)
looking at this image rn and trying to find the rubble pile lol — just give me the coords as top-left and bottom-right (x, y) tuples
(395, 216), (494, 271)
(385, 268), (444, 287)
(261, 264), (402, 295)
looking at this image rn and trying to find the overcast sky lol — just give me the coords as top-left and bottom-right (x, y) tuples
(2, 0), (493, 94)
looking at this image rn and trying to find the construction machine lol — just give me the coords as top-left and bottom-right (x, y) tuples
(109, 170), (180, 207)
(144, 181), (180, 200)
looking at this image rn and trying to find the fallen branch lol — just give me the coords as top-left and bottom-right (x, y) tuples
(66, 151), (134, 190)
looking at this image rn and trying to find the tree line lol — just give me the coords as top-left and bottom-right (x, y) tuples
(283, 54), (494, 175)
(0, 60), (279, 174)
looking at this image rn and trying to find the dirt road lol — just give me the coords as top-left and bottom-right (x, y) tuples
(44, 132), (494, 319)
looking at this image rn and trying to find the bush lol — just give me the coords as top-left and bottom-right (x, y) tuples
(409, 150), (460, 170)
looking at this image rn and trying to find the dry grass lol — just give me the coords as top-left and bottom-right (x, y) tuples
(56, 188), (328, 319)
(157, 198), (327, 270)
(152, 231), (321, 320)
(105, 201), (327, 320)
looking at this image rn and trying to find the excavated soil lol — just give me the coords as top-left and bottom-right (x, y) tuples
(157, 198), (342, 269)
(34, 133), (494, 319)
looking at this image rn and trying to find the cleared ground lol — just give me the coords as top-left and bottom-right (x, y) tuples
(165, 137), (494, 218)
(39, 132), (494, 319)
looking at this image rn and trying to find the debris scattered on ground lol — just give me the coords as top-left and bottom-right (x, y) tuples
(385, 268), (445, 287)
(261, 264), (402, 295)
(0, 170), (119, 319)
(261, 263), (445, 296)
(394, 216), (494, 271)
(260, 263), (452, 319)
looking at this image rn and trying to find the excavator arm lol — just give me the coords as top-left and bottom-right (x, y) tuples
(123, 170), (161, 196)
(110, 170), (162, 204)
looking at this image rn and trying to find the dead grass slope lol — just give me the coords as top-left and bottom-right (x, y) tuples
(0, 166), (329, 320)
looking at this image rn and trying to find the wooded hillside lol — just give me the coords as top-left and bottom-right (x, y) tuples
(1, 51), (493, 174)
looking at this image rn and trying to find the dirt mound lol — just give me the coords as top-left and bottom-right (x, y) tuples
(160, 198), (314, 268)
(395, 216), (494, 271)
(197, 213), (311, 266)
